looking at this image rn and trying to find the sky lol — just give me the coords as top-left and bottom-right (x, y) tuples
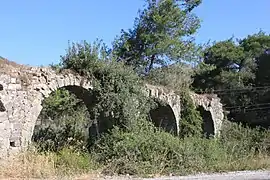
(0, 0), (269, 66)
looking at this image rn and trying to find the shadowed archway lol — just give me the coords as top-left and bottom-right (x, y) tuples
(197, 106), (214, 138)
(149, 101), (178, 135)
(32, 85), (105, 150)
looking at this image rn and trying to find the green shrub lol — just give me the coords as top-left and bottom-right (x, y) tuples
(220, 120), (270, 155)
(92, 118), (270, 176)
(33, 118), (88, 152)
(59, 40), (153, 133)
(32, 118), (270, 177)
(179, 90), (203, 138)
(54, 148), (97, 173)
(144, 63), (194, 91)
(59, 40), (109, 77)
(92, 120), (182, 175)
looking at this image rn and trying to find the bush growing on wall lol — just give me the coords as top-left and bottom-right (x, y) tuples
(59, 40), (154, 135)
(144, 63), (194, 91)
(179, 90), (203, 138)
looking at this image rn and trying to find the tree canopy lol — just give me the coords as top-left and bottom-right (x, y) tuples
(112, 0), (202, 75)
(193, 32), (270, 127)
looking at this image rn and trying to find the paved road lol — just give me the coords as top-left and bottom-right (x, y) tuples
(5, 170), (269, 180)
(99, 170), (270, 180)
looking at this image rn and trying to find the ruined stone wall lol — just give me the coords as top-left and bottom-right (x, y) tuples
(145, 84), (225, 137)
(0, 60), (92, 159)
(144, 84), (182, 134)
(0, 59), (225, 159)
(190, 93), (224, 137)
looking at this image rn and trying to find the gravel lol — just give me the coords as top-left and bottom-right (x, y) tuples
(98, 170), (270, 180)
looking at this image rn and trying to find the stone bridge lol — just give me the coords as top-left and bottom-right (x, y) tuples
(0, 59), (224, 158)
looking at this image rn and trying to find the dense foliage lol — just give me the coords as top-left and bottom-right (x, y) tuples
(179, 90), (203, 138)
(193, 32), (270, 127)
(34, 40), (156, 151)
(59, 41), (153, 132)
(144, 63), (194, 90)
(93, 120), (270, 176)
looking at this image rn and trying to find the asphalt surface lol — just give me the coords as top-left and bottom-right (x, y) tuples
(100, 170), (270, 180)
(2, 170), (270, 180)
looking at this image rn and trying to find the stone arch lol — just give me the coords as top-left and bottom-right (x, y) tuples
(196, 106), (214, 138)
(149, 100), (178, 135)
(0, 67), (94, 154)
(32, 85), (100, 149)
(26, 72), (94, 149)
(38, 85), (113, 142)
(190, 93), (224, 137)
(145, 84), (181, 135)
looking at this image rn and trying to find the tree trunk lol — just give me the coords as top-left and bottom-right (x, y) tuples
(148, 54), (156, 73)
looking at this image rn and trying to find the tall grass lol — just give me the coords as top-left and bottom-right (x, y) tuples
(0, 148), (98, 179)
(92, 120), (270, 177)
(1, 120), (270, 179)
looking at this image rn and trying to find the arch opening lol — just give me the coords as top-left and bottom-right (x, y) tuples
(32, 85), (104, 151)
(63, 86), (115, 140)
(149, 100), (177, 135)
(196, 106), (214, 138)
(0, 100), (5, 112)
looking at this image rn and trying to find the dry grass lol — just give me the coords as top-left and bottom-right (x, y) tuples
(0, 57), (31, 79)
(0, 151), (57, 179)
(0, 151), (270, 179)
(0, 149), (98, 180)
(229, 154), (270, 171)
(0, 57), (25, 70)
(207, 154), (270, 173)
(1, 121), (270, 179)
